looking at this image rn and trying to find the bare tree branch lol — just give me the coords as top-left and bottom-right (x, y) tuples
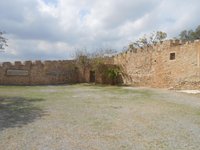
(132, 31), (167, 48)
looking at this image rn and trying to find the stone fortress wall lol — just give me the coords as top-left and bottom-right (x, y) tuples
(0, 39), (200, 88)
(0, 57), (114, 85)
(0, 60), (79, 85)
(114, 40), (200, 88)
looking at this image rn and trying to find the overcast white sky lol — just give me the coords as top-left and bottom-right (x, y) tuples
(0, 0), (199, 61)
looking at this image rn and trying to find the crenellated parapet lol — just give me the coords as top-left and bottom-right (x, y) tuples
(0, 59), (76, 68)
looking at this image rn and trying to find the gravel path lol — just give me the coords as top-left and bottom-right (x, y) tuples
(0, 85), (200, 150)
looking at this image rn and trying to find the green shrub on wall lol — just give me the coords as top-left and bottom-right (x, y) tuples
(106, 68), (120, 84)
(104, 66), (121, 85)
(94, 63), (121, 85)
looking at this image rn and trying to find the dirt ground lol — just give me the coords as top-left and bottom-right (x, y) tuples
(0, 84), (200, 150)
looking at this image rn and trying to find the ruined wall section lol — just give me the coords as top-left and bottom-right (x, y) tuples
(0, 60), (79, 85)
(114, 40), (200, 88)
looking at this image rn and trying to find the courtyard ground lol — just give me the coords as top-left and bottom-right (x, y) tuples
(0, 84), (200, 150)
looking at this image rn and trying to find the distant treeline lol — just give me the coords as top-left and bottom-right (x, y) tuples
(177, 25), (200, 41)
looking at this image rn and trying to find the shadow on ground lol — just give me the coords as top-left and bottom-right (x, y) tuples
(0, 97), (46, 131)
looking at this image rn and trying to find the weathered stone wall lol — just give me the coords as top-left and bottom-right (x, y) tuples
(114, 40), (200, 88)
(0, 60), (79, 85)
(0, 57), (115, 85)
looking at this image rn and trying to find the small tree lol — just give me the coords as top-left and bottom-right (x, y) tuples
(132, 31), (167, 48)
(106, 67), (121, 85)
(0, 31), (8, 51)
(90, 48), (117, 58)
(74, 48), (117, 67)
(195, 25), (200, 39)
(179, 30), (196, 41)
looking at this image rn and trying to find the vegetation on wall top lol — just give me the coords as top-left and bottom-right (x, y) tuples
(131, 31), (167, 48)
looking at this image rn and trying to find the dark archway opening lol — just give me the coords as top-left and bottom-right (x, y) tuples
(89, 71), (95, 83)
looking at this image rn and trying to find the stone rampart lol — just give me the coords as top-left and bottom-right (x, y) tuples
(114, 40), (200, 88)
(0, 39), (199, 88)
